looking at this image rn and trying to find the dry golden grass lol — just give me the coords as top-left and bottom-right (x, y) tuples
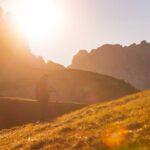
(0, 90), (150, 150)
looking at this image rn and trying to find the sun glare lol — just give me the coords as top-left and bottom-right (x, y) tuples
(102, 124), (129, 148)
(12, 0), (65, 40)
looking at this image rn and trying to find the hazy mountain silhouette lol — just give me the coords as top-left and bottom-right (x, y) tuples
(0, 8), (65, 83)
(70, 41), (150, 90)
(0, 7), (137, 104)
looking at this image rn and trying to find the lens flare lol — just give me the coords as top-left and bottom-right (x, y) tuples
(102, 124), (129, 148)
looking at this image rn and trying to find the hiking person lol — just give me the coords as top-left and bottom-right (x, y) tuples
(36, 74), (49, 121)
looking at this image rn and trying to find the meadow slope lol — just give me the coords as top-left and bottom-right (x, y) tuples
(0, 90), (150, 150)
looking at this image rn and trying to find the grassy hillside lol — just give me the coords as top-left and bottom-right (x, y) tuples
(0, 97), (86, 129)
(0, 69), (138, 103)
(0, 90), (150, 150)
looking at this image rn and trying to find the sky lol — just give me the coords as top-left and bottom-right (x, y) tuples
(0, 0), (150, 66)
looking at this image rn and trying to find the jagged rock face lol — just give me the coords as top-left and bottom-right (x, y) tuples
(70, 41), (150, 90)
(0, 9), (66, 100)
(0, 10), (65, 84)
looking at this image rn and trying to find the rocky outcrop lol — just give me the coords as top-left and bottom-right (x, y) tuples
(70, 41), (150, 90)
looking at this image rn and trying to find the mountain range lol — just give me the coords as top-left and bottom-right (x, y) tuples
(70, 41), (150, 90)
(0, 22), (137, 103)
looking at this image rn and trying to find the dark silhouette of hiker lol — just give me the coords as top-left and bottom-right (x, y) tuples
(36, 74), (49, 121)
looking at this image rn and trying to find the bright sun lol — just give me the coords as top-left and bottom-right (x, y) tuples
(12, 0), (65, 40)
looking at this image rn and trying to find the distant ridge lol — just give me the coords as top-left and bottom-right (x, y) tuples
(0, 69), (138, 104)
(70, 41), (150, 90)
